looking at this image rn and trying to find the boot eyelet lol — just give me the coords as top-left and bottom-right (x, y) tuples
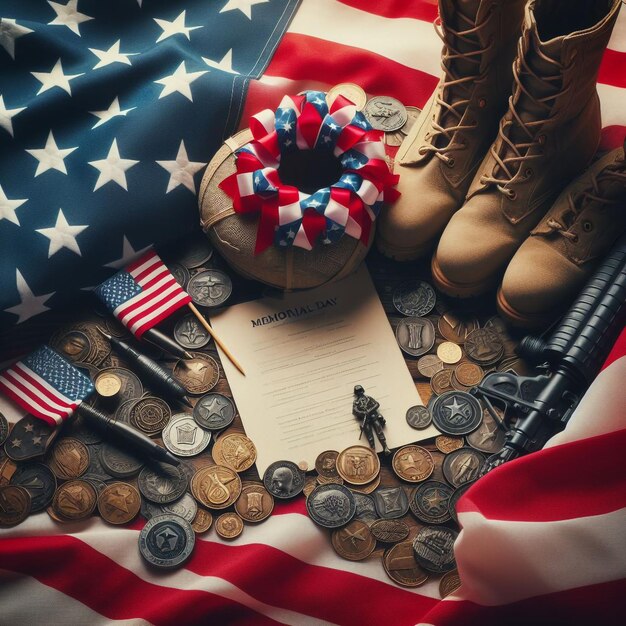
(446, 157), (455, 167)
(582, 220), (593, 232)
(479, 98), (487, 108)
(507, 190), (517, 200)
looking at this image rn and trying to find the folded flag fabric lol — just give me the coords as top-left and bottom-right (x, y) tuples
(0, 345), (93, 426)
(94, 249), (191, 338)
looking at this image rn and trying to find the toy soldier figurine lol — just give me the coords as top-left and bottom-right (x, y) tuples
(352, 385), (391, 455)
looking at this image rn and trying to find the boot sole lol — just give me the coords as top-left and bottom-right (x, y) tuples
(375, 231), (434, 262)
(496, 288), (554, 329)
(431, 254), (496, 298)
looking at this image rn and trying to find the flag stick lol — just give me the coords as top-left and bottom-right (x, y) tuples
(187, 302), (246, 376)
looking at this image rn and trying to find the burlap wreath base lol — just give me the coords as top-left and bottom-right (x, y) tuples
(198, 129), (374, 290)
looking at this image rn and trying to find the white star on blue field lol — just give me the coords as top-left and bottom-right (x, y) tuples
(0, 0), (300, 329)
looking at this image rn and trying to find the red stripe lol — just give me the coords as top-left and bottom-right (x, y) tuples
(338, 0), (439, 22)
(133, 297), (191, 338)
(0, 535), (281, 626)
(599, 48), (626, 89)
(133, 257), (168, 286)
(12, 364), (74, 409)
(0, 383), (57, 425)
(602, 328), (626, 371)
(599, 125), (626, 152)
(120, 282), (184, 329)
(125, 250), (157, 274)
(263, 33), (439, 108)
(422, 577), (626, 626)
(458, 427), (626, 523)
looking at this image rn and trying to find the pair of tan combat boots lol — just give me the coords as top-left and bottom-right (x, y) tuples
(377, 0), (626, 327)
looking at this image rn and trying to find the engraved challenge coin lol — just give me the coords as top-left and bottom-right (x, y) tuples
(306, 483), (356, 529)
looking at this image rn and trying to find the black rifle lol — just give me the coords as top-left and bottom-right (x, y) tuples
(473, 235), (626, 474)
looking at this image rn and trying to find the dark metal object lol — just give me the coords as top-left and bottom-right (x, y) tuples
(98, 330), (192, 408)
(138, 514), (195, 569)
(306, 483), (356, 528)
(78, 403), (180, 467)
(144, 327), (193, 360)
(352, 385), (390, 454)
(474, 235), (626, 473)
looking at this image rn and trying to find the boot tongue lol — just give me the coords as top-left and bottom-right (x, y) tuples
(435, 0), (483, 148)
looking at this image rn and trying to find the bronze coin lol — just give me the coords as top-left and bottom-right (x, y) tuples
(317, 475), (344, 486)
(215, 512), (244, 540)
(52, 480), (97, 520)
(191, 465), (241, 510)
(392, 445), (434, 483)
(192, 508), (213, 533)
(370, 519), (409, 544)
(48, 437), (90, 480)
(436, 342), (463, 365)
(435, 435), (465, 454)
(416, 354), (444, 378)
(303, 478), (317, 498)
(438, 311), (480, 345)
(464, 328), (504, 366)
(315, 450), (340, 479)
(212, 433), (257, 473)
(349, 474), (381, 494)
(297, 461), (309, 472)
(467, 408), (507, 454)
(94, 372), (122, 398)
(442, 447), (485, 487)
(50, 329), (93, 363)
(129, 396), (171, 435)
(173, 352), (220, 395)
(331, 519), (376, 561)
(454, 362), (484, 387)
(383, 542), (429, 587)
(97, 482), (141, 525)
(450, 375), (472, 393)
(0, 456), (17, 485)
(0, 485), (31, 527)
(234, 483), (274, 523)
(336, 446), (380, 485)
(439, 569), (462, 598)
(98, 367), (143, 402)
(430, 368), (454, 395)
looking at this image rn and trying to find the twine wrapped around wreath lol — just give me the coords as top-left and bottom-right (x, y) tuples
(198, 92), (398, 290)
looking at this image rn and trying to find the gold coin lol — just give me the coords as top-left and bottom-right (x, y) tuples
(349, 474), (381, 494)
(297, 461), (309, 472)
(215, 512), (244, 540)
(439, 569), (462, 598)
(435, 435), (465, 454)
(437, 342), (463, 364)
(192, 508), (213, 534)
(98, 482), (140, 525)
(234, 483), (274, 523)
(392, 445), (434, 483)
(326, 82), (367, 110)
(95, 372), (122, 398)
(52, 480), (97, 521)
(212, 433), (257, 473)
(316, 475), (344, 485)
(336, 445), (380, 486)
(303, 478), (317, 499)
(191, 465), (241, 510)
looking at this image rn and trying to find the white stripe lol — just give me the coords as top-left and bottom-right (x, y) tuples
(278, 199), (302, 225)
(237, 172), (256, 197)
(455, 507), (626, 606)
(251, 108), (276, 134)
(133, 264), (168, 289)
(598, 82), (626, 128)
(14, 363), (73, 408)
(0, 569), (151, 626)
(115, 275), (178, 322)
(324, 197), (349, 227)
(356, 178), (380, 205)
(124, 281), (183, 331)
(608, 8), (626, 53)
(288, 0), (441, 78)
(127, 252), (160, 279)
(0, 376), (64, 424)
(129, 291), (189, 335)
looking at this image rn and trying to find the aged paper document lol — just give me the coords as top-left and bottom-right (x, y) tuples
(210, 265), (438, 474)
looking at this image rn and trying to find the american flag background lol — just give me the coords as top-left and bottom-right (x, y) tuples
(95, 250), (191, 338)
(1, 0), (625, 625)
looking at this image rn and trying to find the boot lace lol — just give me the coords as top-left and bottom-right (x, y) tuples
(479, 36), (570, 198)
(546, 162), (626, 241)
(419, 8), (495, 165)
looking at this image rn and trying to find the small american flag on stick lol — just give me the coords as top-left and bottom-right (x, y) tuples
(95, 250), (191, 339)
(0, 346), (94, 426)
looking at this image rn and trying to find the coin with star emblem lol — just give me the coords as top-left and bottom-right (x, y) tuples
(431, 391), (482, 436)
(192, 393), (236, 430)
(138, 514), (195, 569)
(4, 416), (56, 462)
(409, 480), (453, 524)
(331, 519), (376, 561)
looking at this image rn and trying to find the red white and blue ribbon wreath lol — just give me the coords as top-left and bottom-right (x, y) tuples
(219, 91), (400, 254)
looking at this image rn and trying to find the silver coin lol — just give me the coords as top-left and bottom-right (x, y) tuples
(393, 280), (436, 317)
(99, 443), (144, 479)
(373, 486), (409, 519)
(187, 269), (232, 308)
(173, 314), (212, 350)
(431, 391), (483, 436)
(193, 393), (236, 431)
(166, 263), (190, 289)
(138, 514), (195, 569)
(138, 462), (189, 504)
(406, 405), (432, 430)
(395, 317), (436, 357)
(399, 106), (422, 136)
(175, 235), (214, 268)
(351, 492), (379, 522)
(364, 96), (408, 132)
(161, 413), (211, 457)
(141, 492), (198, 523)
(306, 483), (356, 528)
(466, 408), (507, 454)
(263, 460), (305, 499)
(413, 526), (458, 574)
(442, 447), (485, 487)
